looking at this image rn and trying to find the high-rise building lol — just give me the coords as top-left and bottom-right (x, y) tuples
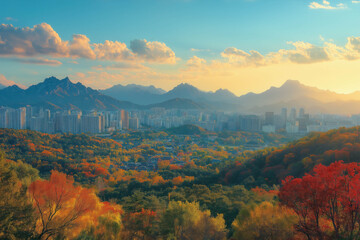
(25, 105), (33, 129)
(280, 108), (288, 129)
(54, 112), (63, 132)
(298, 117), (307, 132)
(129, 117), (139, 130)
(81, 115), (104, 134)
(0, 108), (8, 128)
(62, 113), (81, 133)
(264, 112), (275, 125)
(8, 107), (26, 129)
(299, 108), (305, 118)
(44, 109), (51, 121)
(239, 115), (261, 132)
(289, 108), (297, 123)
(121, 110), (129, 129)
(30, 116), (44, 132)
(115, 111), (122, 130)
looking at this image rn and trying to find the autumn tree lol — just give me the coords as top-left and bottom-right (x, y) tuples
(160, 201), (227, 240)
(121, 209), (158, 240)
(279, 161), (360, 240)
(0, 151), (37, 239)
(75, 202), (123, 240)
(232, 201), (297, 240)
(29, 171), (122, 240)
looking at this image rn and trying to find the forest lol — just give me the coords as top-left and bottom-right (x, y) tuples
(2, 127), (360, 239)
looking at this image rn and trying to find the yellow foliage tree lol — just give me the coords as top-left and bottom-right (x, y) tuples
(232, 201), (297, 240)
(160, 201), (227, 240)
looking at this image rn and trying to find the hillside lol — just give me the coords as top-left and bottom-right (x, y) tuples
(222, 126), (360, 187)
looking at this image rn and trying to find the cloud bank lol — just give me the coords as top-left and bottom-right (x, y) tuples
(0, 23), (177, 64)
(218, 37), (360, 67)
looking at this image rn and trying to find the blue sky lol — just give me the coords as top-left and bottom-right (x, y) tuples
(1, 0), (360, 94)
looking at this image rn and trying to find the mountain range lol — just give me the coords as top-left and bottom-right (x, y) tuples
(101, 83), (239, 105)
(0, 77), (140, 110)
(0, 77), (203, 111)
(100, 84), (166, 105)
(2, 77), (360, 114)
(100, 80), (360, 114)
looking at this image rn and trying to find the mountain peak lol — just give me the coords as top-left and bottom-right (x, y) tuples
(215, 88), (235, 94)
(281, 79), (303, 88)
(171, 83), (199, 92)
(44, 76), (60, 84)
(167, 83), (201, 97)
(61, 76), (71, 83)
(43, 76), (72, 85)
(176, 83), (195, 88)
(5, 84), (23, 91)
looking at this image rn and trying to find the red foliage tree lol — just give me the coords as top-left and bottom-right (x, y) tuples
(279, 161), (360, 240)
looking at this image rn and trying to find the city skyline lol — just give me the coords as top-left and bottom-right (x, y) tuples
(1, 0), (360, 95)
(1, 103), (358, 135)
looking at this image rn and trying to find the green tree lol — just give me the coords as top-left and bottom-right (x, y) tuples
(0, 151), (36, 240)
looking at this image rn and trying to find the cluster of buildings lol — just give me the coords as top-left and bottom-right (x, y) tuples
(0, 105), (359, 135)
(139, 107), (360, 134)
(0, 106), (139, 134)
(259, 108), (358, 134)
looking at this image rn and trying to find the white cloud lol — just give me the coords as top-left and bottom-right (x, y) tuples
(309, 0), (346, 9)
(221, 48), (266, 66)
(69, 34), (96, 59)
(0, 23), (68, 57)
(186, 56), (207, 67)
(0, 23), (178, 64)
(130, 39), (178, 64)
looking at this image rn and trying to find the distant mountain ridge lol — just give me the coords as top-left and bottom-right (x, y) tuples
(100, 84), (166, 105)
(3, 77), (360, 114)
(238, 80), (360, 106)
(240, 80), (360, 114)
(0, 77), (139, 110)
(101, 79), (360, 114)
(0, 77), (205, 111)
(101, 82), (239, 106)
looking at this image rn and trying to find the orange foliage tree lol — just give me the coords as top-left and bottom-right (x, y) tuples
(28, 171), (122, 239)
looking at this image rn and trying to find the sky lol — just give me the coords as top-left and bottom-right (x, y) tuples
(0, 0), (360, 95)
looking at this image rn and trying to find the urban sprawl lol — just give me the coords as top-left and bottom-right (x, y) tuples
(0, 106), (359, 134)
